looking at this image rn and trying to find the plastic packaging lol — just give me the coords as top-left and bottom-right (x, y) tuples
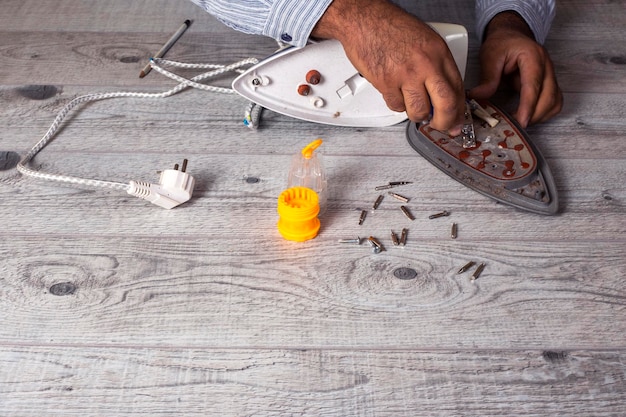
(287, 138), (328, 214)
(277, 187), (320, 241)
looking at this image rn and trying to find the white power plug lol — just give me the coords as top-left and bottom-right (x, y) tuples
(127, 159), (195, 209)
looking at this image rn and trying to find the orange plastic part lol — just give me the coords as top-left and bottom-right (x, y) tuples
(277, 187), (320, 241)
(301, 138), (323, 159)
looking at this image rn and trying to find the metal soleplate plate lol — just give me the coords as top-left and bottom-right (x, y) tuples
(406, 101), (559, 215)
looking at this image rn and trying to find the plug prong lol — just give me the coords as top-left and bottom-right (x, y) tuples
(181, 159), (188, 173)
(174, 164), (179, 170)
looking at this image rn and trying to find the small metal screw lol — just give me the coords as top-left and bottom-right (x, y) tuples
(358, 210), (367, 225)
(400, 205), (415, 221)
(391, 230), (400, 246)
(400, 228), (408, 246)
(375, 181), (413, 191)
(368, 236), (385, 253)
(338, 237), (361, 245)
(373, 194), (384, 210)
(388, 191), (410, 203)
(429, 210), (450, 219)
(470, 263), (486, 282)
(457, 261), (475, 274)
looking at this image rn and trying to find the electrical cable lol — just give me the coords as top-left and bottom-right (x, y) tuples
(17, 57), (259, 192)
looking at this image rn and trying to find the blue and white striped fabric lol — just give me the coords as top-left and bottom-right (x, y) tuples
(475, 0), (556, 44)
(188, 0), (333, 47)
(188, 0), (555, 47)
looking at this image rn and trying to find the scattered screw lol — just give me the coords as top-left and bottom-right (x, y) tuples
(358, 210), (367, 225)
(368, 236), (385, 253)
(470, 263), (486, 282)
(400, 205), (415, 221)
(388, 191), (410, 203)
(391, 230), (400, 246)
(451, 222), (458, 239)
(373, 194), (384, 210)
(400, 228), (408, 246)
(375, 181), (413, 190)
(457, 261), (476, 274)
(429, 210), (450, 219)
(338, 237), (361, 244)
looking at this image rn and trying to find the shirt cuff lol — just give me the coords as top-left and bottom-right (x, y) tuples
(264, 0), (334, 47)
(476, 0), (556, 44)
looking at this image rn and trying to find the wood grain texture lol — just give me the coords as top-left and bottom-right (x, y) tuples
(1, 0), (625, 415)
(0, 236), (624, 349)
(1, 347), (625, 417)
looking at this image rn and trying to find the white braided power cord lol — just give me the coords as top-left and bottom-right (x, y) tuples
(17, 57), (259, 192)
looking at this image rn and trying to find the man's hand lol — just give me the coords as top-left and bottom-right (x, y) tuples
(313, 0), (465, 134)
(469, 11), (562, 127)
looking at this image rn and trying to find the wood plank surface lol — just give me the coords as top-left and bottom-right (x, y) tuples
(1, 236), (624, 349)
(1, 0), (625, 416)
(2, 347), (625, 417)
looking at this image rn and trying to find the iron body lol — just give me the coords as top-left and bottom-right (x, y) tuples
(232, 23), (468, 127)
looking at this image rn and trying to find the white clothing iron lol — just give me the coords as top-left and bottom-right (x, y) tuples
(232, 23), (468, 127)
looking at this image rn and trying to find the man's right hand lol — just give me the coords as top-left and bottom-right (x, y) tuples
(312, 0), (465, 135)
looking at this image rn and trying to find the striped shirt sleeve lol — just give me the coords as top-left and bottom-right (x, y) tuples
(475, 0), (556, 44)
(188, 0), (334, 47)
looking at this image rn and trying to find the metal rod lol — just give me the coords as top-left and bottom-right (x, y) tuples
(140, 19), (191, 78)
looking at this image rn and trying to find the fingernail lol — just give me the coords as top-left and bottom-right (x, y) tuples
(448, 124), (462, 137)
(516, 115), (529, 128)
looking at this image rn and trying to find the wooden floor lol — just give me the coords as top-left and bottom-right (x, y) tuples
(1, 0), (625, 415)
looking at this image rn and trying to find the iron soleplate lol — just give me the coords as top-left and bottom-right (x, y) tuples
(406, 101), (559, 215)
